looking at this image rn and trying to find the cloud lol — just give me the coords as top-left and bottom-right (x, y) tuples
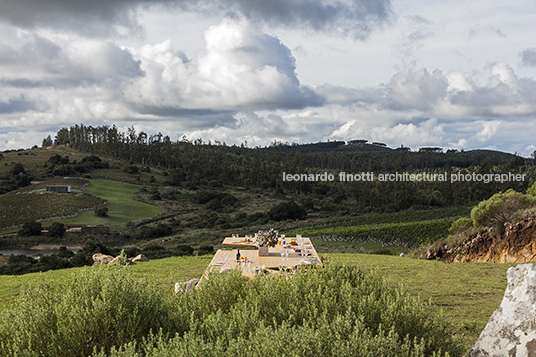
(124, 18), (325, 112)
(520, 48), (536, 67)
(319, 62), (536, 117)
(0, 130), (52, 150)
(385, 69), (448, 111)
(199, 0), (393, 40)
(180, 109), (337, 147)
(0, 17), (325, 148)
(392, 15), (440, 73)
(0, 0), (392, 38)
(0, 98), (35, 114)
(0, 0), (148, 36)
(0, 32), (143, 88)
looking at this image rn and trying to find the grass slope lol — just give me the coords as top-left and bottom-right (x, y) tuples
(59, 179), (162, 229)
(0, 255), (212, 305)
(0, 252), (514, 353)
(330, 254), (513, 351)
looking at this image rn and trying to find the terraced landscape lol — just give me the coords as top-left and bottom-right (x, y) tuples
(0, 178), (104, 230)
(0, 178), (162, 233)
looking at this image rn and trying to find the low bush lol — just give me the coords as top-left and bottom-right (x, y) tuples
(470, 189), (534, 233)
(197, 244), (214, 255)
(0, 267), (181, 357)
(268, 201), (307, 221)
(192, 191), (238, 212)
(174, 244), (194, 256)
(48, 222), (66, 238)
(123, 165), (139, 174)
(69, 242), (116, 267)
(106, 265), (461, 357)
(18, 221), (42, 237)
(139, 224), (172, 239)
(94, 205), (109, 217)
(0, 265), (463, 357)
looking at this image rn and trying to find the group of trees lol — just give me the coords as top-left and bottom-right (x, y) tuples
(44, 154), (110, 177)
(0, 162), (32, 194)
(46, 124), (534, 212)
(18, 221), (65, 237)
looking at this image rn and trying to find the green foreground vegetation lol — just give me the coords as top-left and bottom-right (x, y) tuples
(0, 253), (513, 355)
(0, 262), (465, 357)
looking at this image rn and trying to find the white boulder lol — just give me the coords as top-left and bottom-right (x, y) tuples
(92, 253), (114, 266)
(466, 263), (536, 357)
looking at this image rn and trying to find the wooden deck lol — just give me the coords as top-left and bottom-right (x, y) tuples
(202, 236), (321, 280)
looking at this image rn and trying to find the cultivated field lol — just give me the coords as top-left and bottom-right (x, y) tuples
(0, 178), (162, 233)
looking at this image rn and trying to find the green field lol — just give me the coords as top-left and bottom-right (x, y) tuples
(59, 179), (162, 229)
(0, 255), (212, 306)
(0, 253), (514, 352)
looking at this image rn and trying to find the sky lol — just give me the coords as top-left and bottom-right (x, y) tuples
(1, 0), (536, 155)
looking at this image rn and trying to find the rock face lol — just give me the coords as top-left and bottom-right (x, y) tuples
(92, 253), (114, 266)
(466, 264), (536, 357)
(428, 215), (536, 263)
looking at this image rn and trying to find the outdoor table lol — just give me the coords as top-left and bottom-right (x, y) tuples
(203, 237), (321, 280)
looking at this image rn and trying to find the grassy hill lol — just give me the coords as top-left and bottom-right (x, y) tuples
(58, 179), (162, 229)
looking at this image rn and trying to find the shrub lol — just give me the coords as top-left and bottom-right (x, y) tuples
(470, 189), (534, 233)
(18, 221), (42, 237)
(9, 163), (26, 176)
(449, 217), (473, 234)
(94, 205), (109, 217)
(56, 246), (75, 258)
(248, 212), (266, 223)
(0, 267), (181, 357)
(373, 248), (394, 255)
(192, 191), (237, 211)
(48, 222), (66, 238)
(69, 242), (115, 267)
(140, 245), (172, 259)
(197, 244), (214, 255)
(149, 189), (161, 200)
(174, 244), (194, 256)
(268, 201), (307, 221)
(139, 224), (172, 239)
(123, 165), (139, 174)
(95, 265), (462, 357)
(123, 247), (141, 258)
(80, 155), (109, 169)
(0, 255), (37, 275)
(30, 255), (72, 272)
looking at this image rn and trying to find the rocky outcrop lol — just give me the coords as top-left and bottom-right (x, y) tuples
(466, 263), (536, 357)
(92, 253), (114, 266)
(175, 278), (200, 294)
(131, 254), (149, 262)
(428, 215), (536, 263)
